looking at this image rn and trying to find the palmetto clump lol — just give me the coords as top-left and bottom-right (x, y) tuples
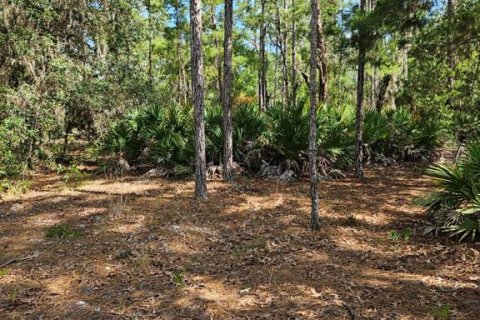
(420, 141), (480, 241)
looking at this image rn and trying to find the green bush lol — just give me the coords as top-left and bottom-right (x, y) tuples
(101, 102), (445, 176)
(420, 141), (480, 241)
(45, 223), (80, 239)
(266, 102), (309, 162)
(0, 114), (32, 178)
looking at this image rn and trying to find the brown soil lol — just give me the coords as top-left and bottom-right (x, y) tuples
(0, 166), (479, 319)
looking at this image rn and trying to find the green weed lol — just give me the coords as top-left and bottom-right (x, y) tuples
(431, 304), (452, 320)
(45, 223), (80, 239)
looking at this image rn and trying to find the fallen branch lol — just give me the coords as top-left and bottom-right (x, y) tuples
(0, 251), (39, 268)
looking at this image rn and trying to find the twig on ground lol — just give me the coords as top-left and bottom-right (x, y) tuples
(0, 251), (39, 268)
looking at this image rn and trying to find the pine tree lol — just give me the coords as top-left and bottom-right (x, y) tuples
(309, 0), (320, 231)
(222, 0), (234, 182)
(190, 0), (208, 199)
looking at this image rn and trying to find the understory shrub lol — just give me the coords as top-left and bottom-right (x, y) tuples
(101, 102), (445, 177)
(420, 141), (480, 241)
(0, 114), (32, 178)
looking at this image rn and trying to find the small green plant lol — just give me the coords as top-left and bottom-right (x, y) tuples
(0, 178), (13, 192)
(387, 228), (413, 242)
(431, 304), (452, 320)
(0, 179), (30, 194)
(0, 268), (9, 276)
(387, 230), (401, 241)
(60, 165), (88, 188)
(63, 165), (86, 182)
(171, 267), (186, 287)
(45, 223), (80, 239)
(9, 286), (17, 304)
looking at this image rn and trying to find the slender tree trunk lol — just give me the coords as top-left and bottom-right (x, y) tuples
(447, 0), (457, 89)
(259, 0), (267, 111)
(176, 0), (187, 105)
(282, 0), (289, 105)
(190, 0), (207, 199)
(316, 4), (328, 103)
(355, 0), (366, 179)
(212, 8), (224, 104)
(222, 0), (234, 182)
(309, 0), (320, 231)
(147, 0), (153, 85)
(274, 3), (289, 106)
(273, 44), (279, 105)
(291, 0), (297, 104)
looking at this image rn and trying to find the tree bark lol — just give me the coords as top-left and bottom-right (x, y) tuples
(447, 0), (457, 89)
(291, 0), (297, 104)
(222, 0), (234, 182)
(274, 2), (289, 106)
(316, 5), (328, 103)
(190, 0), (208, 199)
(212, 7), (224, 104)
(147, 0), (153, 86)
(258, 0), (268, 111)
(176, 0), (187, 105)
(355, 0), (366, 180)
(309, 0), (320, 231)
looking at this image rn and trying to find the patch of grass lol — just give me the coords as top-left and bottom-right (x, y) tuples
(171, 267), (186, 287)
(59, 165), (88, 188)
(431, 304), (452, 320)
(9, 286), (17, 304)
(387, 228), (413, 242)
(0, 178), (31, 194)
(45, 223), (80, 239)
(0, 268), (9, 276)
(232, 235), (267, 256)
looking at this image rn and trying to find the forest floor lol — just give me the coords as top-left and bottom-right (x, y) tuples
(0, 165), (479, 319)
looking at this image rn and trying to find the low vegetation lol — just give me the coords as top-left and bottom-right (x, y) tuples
(102, 103), (445, 178)
(421, 141), (480, 241)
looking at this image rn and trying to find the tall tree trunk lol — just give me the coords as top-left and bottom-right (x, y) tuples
(147, 0), (153, 85)
(258, 0), (267, 111)
(176, 0), (187, 105)
(355, 0), (366, 179)
(190, 0), (207, 199)
(291, 0), (297, 104)
(274, 3), (289, 106)
(309, 0), (320, 231)
(316, 4), (328, 103)
(222, 0), (234, 182)
(447, 0), (457, 89)
(212, 7), (224, 104)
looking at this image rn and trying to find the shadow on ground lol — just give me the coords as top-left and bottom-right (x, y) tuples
(0, 165), (479, 319)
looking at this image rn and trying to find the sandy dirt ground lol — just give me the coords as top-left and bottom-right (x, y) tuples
(1, 166), (479, 319)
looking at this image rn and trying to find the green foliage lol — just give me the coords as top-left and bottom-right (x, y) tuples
(431, 304), (452, 320)
(0, 179), (31, 194)
(101, 100), (444, 176)
(45, 223), (80, 239)
(0, 269), (10, 277)
(421, 141), (480, 241)
(265, 103), (309, 162)
(363, 108), (444, 163)
(103, 104), (194, 170)
(103, 103), (267, 173)
(171, 267), (186, 287)
(387, 228), (413, 242)
(317, 105), (356, 168)
(0, 113), (32, 178)
(56, 164), (89, 188)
